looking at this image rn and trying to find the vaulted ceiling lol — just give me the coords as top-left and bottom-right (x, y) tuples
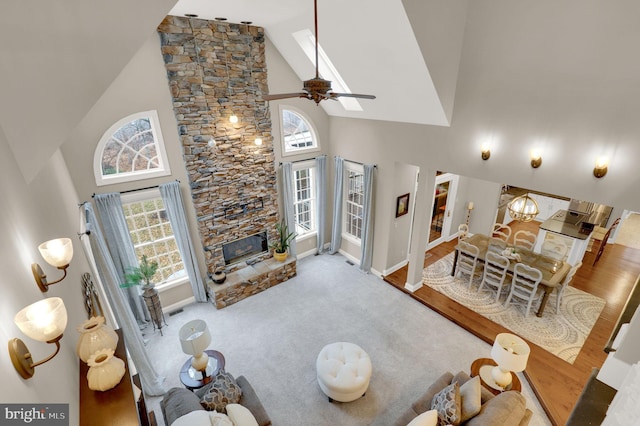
(1, 0), (466, 182)
(170, 0), (467, 126)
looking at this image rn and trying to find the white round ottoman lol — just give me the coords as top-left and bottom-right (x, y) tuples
(316, 342), (372, 403)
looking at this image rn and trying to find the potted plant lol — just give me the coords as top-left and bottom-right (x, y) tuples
(271, 219), (296, 262)
(123, 255), (158, 291)
(121, 255), (166, 334)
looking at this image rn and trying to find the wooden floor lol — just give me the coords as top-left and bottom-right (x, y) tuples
(383, 221), (640, 426)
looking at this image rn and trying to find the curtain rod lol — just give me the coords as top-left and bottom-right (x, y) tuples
(92, 179), (180, 198)
(278, 158), (318, 166)
(343, 158), (377, 168)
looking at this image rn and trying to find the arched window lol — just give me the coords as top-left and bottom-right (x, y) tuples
(94, 110), (171, 186)
(280, 106), (320, 156)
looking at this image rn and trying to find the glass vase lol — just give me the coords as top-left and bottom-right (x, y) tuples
(76, 316), (118, 363)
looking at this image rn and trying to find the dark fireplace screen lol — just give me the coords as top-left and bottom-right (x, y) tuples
(222, 232), (269, 265)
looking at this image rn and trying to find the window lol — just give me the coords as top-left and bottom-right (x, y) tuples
(121, 191), (185, 286)
(94, 110), (171, 186)
(280, 106), (320, 155)
(292, 162), (316, 237)
(344, 163), (364, 241)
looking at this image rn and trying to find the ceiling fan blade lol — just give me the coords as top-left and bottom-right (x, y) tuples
(263, 92), (309, 101)
(329, 93), (377, 100)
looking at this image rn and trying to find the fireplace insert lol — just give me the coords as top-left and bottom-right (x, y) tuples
(222, 231), (269, 265)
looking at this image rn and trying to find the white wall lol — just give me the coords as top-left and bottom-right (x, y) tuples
(0, 134), (88, 424)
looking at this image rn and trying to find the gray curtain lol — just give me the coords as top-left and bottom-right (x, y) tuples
(94, 193), (148, 323)
(360, 164), (375, 273)
(82, 203), (166, 396)
(160, 181), (207, 302)
(281, 162), (297, 257)
(330, 156), (344, 254)
(315, 155), (327, 254)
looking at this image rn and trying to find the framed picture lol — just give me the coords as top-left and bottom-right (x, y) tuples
(396, 193), (410, 218)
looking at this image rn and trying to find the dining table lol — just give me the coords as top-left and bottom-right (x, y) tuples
(451, 233), (571, 317)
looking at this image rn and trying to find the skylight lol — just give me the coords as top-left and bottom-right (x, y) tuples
(293, 29), (363, 112)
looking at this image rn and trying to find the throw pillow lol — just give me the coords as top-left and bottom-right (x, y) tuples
(200, 371), (243, 413)
(226, 403), (259, 426)
(209, 412), (234, 426)
(407, 409), (438, 426)
(465, 391), (526, 426)
(171, 410), (217, 426)
(430, 382), (462, 426)
(458, 375), (482, 422)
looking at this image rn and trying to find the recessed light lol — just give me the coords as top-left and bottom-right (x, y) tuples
(241, 21), (253, 25)
(185, 13), (198, 18)
(215, 17), (228, 21)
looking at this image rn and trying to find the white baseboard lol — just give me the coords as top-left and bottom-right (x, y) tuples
(404, 281), (423, 292)
(162, 296), (196, 314)
(382, 260), (408, 276)
(339, 249), (361, 266)
(297, 247), (318, 259)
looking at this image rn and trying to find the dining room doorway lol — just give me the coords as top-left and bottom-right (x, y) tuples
(427, 173), (458, 249)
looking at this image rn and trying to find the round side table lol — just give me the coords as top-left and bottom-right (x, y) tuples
(470, 357), (521, 396)
(179, 350), (225, 391)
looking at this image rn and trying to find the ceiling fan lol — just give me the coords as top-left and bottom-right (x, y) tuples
(263, 0), (376, 105)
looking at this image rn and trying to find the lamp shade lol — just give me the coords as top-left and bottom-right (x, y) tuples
(507, 194), (539, 222)
(15, 297), (68, 342)
(38, 238), (73, 268)
(179, 320), (211, 356)
(491, 333), (530, 373)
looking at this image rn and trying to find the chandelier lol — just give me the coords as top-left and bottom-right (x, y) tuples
(508, 193), (539, 222)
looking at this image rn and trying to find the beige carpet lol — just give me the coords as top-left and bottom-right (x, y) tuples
(615, 213), (640, 250)
(423, 253), (606, 364)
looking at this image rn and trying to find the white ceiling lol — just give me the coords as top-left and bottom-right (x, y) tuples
(169, 0), (451, 126)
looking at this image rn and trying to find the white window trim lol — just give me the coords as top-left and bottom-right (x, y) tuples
(341, 161), (364, 245)
(292, 159), (317, 239)
(94, 110), (171, 186)
(121, 188), (185, 288)
(279, 105), (321, 157)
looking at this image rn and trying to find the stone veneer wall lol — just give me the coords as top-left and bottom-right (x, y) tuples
(157, 16), (282, 280)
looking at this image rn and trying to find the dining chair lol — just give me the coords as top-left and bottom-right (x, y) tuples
(456, 240), (481, 288)
(504, 263), (544, 317)
(458, 223), (469, 242)
(593, 218), (621, 266)
(554, 261), (582, 313)
(541, 239), (569, 261)
(492, 223), (512, 242)
(487, 237), (507, 255)
(477, 251), (510, 302)
(513, 230), (537, 251)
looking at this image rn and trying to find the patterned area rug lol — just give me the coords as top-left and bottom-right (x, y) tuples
(423, 253), (606, 364)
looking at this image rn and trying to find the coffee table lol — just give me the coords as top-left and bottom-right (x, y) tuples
(470, 358), (521, 396)
(179, 350), (225, 391)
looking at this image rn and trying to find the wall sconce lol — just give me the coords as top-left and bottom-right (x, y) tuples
(9, 297), (68, 379)
(254, 137), (263, 146)
(530, 149), (542, 168)
(32, 238), (73, 292)
(229, 113), (238, 124)
(594, 157), (608, 178)
(481, 143), (491, 160)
